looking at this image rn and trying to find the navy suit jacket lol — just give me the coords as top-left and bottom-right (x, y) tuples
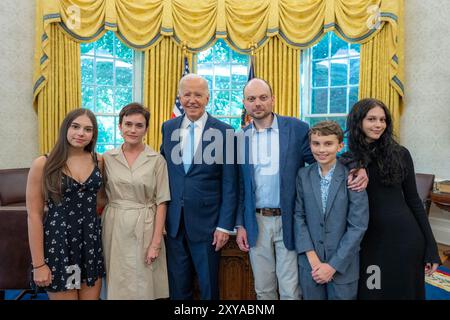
(160, 113), (237, 242)
(293, 161), (369, 284)
(235, 114), (314, 250)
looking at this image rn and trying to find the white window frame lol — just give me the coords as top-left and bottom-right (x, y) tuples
(196, 40), (250, 128)
(81, 33), (143, 151)
(300, 33), (360, 124)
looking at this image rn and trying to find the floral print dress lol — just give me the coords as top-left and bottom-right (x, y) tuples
(42, 166), (105, 292)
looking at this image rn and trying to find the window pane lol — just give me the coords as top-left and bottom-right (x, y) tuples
(328, 116), (347, 132)
(96, 59), (114, 85)
(197, 64), (213, 76)
(213, 40), (230, 63)
(97, 116), (115, 145)
(96, 145), (113, 154)
(349, 87), (359, 110)
(312, 88), (328, 114)
(312, 61), (329, 87)
(331, 33), (348, 57)
(81, 31), (136, 153)
(232, 50), (248, 64)
(312, 33), (329, 60)
(330, 60), (348, 86)
(230, 90), (243, 116)
(96, 86), (114, 113)
(197, 40), (249, 126)
(303, 31), (360, 134)
(115, 87), (133, 113)
(116, 62), (133, 86)
(116, 40), (133, 63)
(213, 91), (230, 115)
(81, 57), (94, 85)
(81, 42), (94, 55)
(307, 116), (346, 131)
(230, 118), (241, 130)
(231, 65), (248, 86)
(205, 103), (214, 114)
(95, 32), (114, 57)
(350, 43), (360, 55)
(307, 117), (327, 127)
(197, 47), (213, 64)
(82, 85), (94, 110)
(330, 87), (347, 113)
(114, 116), (124, 145)
(349, 59), (360, 85)
(214, 65), (230, 89)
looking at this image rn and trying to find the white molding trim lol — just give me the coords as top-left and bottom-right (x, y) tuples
(133, 51), (144, 103)
(429, 216), (450, 246)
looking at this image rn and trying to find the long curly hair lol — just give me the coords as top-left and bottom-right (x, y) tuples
(346, 98), (406, 186)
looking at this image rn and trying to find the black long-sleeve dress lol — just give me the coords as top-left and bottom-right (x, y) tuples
(357, 146), (441, 300)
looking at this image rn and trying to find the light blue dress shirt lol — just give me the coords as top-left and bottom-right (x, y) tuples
(251, 115), (280, 209)
(318, 162), (336, 214)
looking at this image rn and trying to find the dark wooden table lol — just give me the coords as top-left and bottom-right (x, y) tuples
(430, 191), (450, 267)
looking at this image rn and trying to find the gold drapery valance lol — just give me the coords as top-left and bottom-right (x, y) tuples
(34, 0), (404, 108)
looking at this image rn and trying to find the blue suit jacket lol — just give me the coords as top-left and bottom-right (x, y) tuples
(160, 113), (237, 242)
(294, 161), (369, 284)
(235, 115), (314, 250)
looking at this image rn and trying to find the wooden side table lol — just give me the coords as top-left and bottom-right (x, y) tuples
(430, 191), (450, 266)
(192, 235), (256, 300)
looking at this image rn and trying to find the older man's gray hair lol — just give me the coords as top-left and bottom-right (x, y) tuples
(178, 73), (210, 96)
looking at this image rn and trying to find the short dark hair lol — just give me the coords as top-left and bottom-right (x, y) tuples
(309, 121), (344, 143)
(119, 102), (150, 128)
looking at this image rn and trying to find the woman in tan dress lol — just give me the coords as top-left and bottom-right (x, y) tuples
(101, 103), (171, 299)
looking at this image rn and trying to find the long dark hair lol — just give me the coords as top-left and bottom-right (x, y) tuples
(346, 98), (406, 186)
(43, 108), (98, 203)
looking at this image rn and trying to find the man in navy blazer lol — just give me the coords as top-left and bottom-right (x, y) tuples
(161, 74), (237, 300)
(235, 78), (315, 299)
(235, 78), (367, 300)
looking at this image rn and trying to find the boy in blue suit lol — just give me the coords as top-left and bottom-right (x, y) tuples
(294, 121), (369, 300)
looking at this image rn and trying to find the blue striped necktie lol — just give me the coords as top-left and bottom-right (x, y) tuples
(183, 122), (195, 173)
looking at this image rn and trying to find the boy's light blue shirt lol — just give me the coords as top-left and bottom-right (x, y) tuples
(318, 162), (337, 214)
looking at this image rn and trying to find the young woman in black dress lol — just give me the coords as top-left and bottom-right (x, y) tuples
(27, 108), (105, 300)
(346, 98), (441, 299)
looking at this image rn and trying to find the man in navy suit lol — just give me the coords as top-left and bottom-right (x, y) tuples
(235, 78), (367, 300)
(160, 74), (237, 300)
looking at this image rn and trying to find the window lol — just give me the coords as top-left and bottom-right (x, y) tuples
(301, 32), (360, 131)
(81, 31), (143, 153)
(197, 40), (249, 130)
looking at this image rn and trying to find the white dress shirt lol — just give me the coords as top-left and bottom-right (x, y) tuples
(180, 111), (208, 157)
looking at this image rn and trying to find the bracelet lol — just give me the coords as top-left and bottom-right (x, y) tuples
(151, 246), (161, 250)
(32, 262), (47, 270)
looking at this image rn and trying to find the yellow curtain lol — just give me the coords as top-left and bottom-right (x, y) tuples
(255, 36), (300, 118)
(36, 24), (81, 154)
(32, 0), (404, 151)
(359, 22), (403, 137)
(34, 0), (404, 99)
(143, 37), (194, 150)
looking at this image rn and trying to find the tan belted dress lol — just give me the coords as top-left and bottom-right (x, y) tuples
(102, 145), (171, 300)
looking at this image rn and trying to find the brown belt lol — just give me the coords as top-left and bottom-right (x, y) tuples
(256, 208), (281, 216)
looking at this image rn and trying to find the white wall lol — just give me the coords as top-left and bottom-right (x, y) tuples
(0, 0), (38, 169)
(402, 0), (450, 181)
(403, 0), (450, 244)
